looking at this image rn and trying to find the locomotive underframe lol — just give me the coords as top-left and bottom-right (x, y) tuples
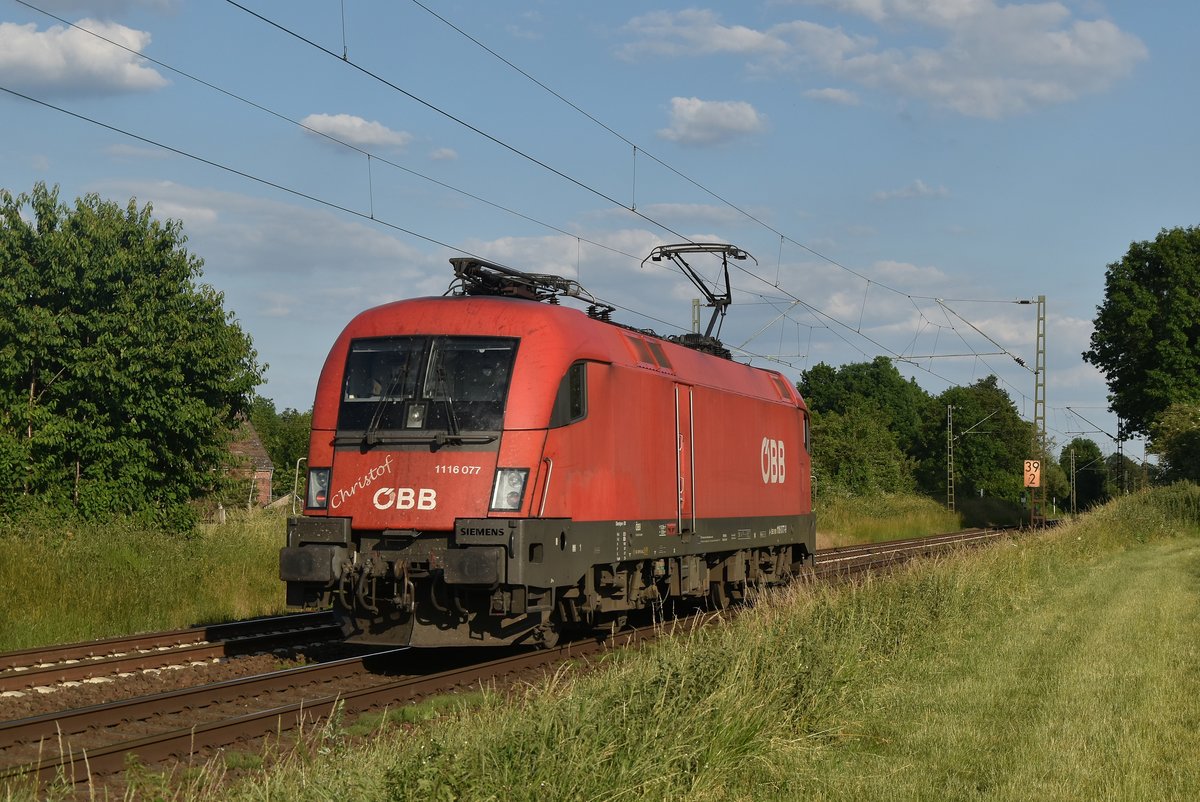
(282, 513), (816, 647)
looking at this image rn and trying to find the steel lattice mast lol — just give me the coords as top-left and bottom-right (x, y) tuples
(1031, 295), (1047, 523)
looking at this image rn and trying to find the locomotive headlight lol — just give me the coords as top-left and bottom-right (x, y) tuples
(306, 468), (331, 510)
(489, 468), (529, 512)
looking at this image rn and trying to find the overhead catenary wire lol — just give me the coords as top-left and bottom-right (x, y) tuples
(218, 4), (960, 309)
(0, 83), (798, 373)
(396, 1), (1051, 394)
(14, 0), (758, 321)
(12, 2), (1050, 411)
(4, 3), (826, 370)
(221, 0), (700, 249)
(16, 0), (825, 348)
(224, 2), (1035, 394)
(11, 0), (646, 267)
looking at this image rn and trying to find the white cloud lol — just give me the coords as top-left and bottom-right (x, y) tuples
(618, 9), (787, 60)
(872, 179), (950, 201)
(619, 2), (1146, 119)
(803, 87), (860, 105)
(300, 113), (413, 150)
(834, 8), (1148, 118)
(657, 97), (767, 146)
(0, 19), (167, 95)
(429, 147), (458, 161)
(797, 0), (989, 27)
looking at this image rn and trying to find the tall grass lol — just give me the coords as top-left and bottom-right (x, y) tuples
(0, 508), (289, 651)
(816, 492), (961, 546)
(164, 483), (1200, 802)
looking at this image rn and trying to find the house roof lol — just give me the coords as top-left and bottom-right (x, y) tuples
(229, 420), (275, 473)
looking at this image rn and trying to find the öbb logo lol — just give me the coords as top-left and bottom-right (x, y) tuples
(760, 438), (786, 484)
(373, 487), (438, 510)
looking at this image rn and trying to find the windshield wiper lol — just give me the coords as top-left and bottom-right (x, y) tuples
(363, 362), (412, 447)
(430, 360), (461, 437)
(339, 432), (496, 449)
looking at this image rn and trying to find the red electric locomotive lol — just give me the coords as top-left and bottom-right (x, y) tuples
(281, 247), (815, 647)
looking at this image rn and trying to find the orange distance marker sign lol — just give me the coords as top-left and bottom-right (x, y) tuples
(1023, 459), (1042, 488)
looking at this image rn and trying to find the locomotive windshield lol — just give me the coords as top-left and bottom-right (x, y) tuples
(338, 336), (517, 435)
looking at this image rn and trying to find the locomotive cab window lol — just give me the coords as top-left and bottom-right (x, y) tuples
(549, 361), (588, 428)
(338, 336), (517, 433)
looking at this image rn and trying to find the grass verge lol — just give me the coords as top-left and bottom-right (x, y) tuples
(816, 492), (962, 546)
(0, 508), (288, 651)
(144, 483), (1200, 802)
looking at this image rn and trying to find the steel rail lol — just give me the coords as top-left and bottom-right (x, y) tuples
(0, 612), (339, 691)
(0, 631), (650, 786)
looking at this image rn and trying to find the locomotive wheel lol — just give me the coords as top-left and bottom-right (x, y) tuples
(709, 581), (729, 610)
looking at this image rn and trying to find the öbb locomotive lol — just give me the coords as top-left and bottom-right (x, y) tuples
(280, 249), (815, 647)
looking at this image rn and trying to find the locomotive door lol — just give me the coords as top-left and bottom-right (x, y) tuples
(674, 383), (695, 534)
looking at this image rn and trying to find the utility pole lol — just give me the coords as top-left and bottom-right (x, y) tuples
(946, 404), (955, 512)
(1070, 447), (1077, 514)
(947, 406), (999, 513)
(1117, 418), (1128, 494)
(1031, 294), (1047, 524)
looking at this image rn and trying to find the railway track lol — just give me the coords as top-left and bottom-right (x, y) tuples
(0, 526), (1016, 791)
(0, 611), (343, 694)
(812, 527), (1015, 578)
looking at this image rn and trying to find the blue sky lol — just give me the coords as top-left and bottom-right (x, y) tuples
(2, 0), (1196, 467)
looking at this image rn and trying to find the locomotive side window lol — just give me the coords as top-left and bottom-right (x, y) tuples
(625, 335), (655, 365)
(549, 361), (588, 428)
(646, 340), (673, 370)
(624, 334), (674, 372)
(337, 336), (517, 433)
(769, 374), (793, 400)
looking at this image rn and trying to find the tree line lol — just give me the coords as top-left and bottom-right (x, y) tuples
(804, 224), (1200, 519)
(799, 357), (1148, 522)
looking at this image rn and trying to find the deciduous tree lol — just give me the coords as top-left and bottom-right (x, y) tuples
(915, 377), (1034, 504)
(809, 403), (915, 497)
(799, 356), (931, 454)
(0, 183), (262, 521)
(248, 395), (312, 480)
(1084, 226), (1200, 436)
(1059, 437), (1108, 511)
(1148, 401), (1200, 484)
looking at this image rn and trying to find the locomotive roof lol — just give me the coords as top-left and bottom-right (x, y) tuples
(310, 294), (804, 430)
